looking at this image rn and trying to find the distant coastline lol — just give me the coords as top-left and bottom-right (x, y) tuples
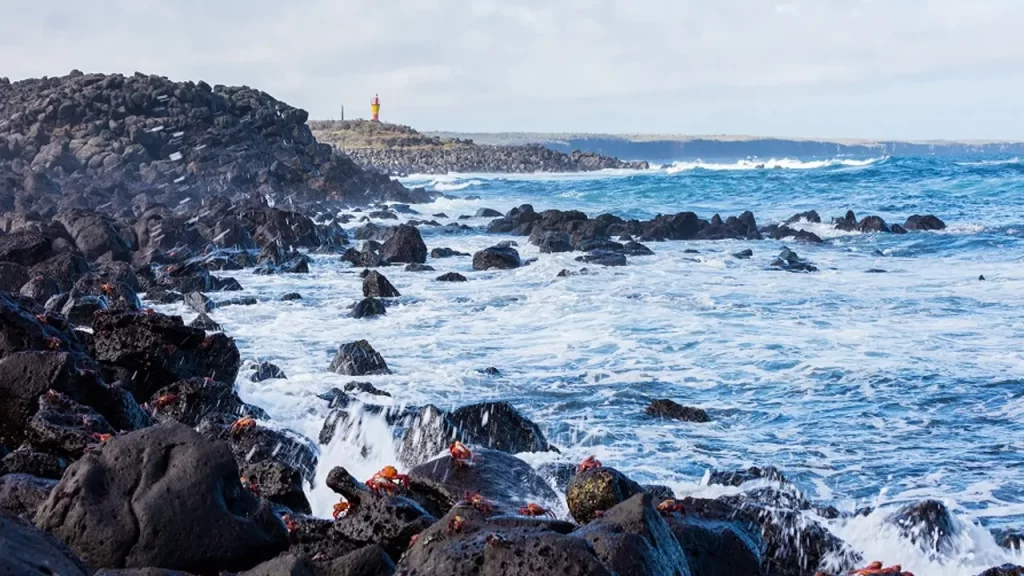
(427, 131), (1024, 162)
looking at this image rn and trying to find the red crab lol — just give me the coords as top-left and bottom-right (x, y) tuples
(365, 465), (410, 495)
(518, 503), (556, 518)
(577, 455), (602, 473)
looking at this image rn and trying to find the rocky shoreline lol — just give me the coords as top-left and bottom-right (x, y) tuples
(310, 120), (650, 175)
(0, 72), (1020, 576)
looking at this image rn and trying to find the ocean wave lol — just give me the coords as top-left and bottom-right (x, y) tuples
(430, 179), (484, 192)
(956, 157), (1021, 166)
(664, 157), (886, 173)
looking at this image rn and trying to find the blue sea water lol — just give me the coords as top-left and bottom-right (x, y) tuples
(161, 155), (1024, 575)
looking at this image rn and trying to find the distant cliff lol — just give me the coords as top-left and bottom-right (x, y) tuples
(310, 120), (649, 175)
(429, 132), (1024, 162)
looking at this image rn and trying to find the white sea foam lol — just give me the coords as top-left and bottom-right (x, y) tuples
(665, 156), (886, 173)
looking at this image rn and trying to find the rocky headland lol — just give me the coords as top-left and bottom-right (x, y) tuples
(310, 119), (650, 175)
(0, 71), (1018, 576)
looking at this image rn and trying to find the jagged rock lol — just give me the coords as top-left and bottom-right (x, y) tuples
(352, 297), (387, 319)
(146, 377), (268, 427)
(575, 493), (692, 575)
(645, 399), (710, 423)
(566, 466), (644, 524)
(0, 448), (69, 480)
(0, 231), (53, 267)
(240, 460), (311, 515)
(250, 361), (287, 382)
(770, 248), (818, 272)
(785, 210), (821, 224)
(184, 291), (215, 313)
(0, 351), (99, 446)
(362, 270), (400, 298)
(0, 474), (57, 520)
(329, 340), (390, 376)
(536, 231), (574, 253)
(188, 312), (221, 331)
(197, 413), (317, 482)
(380, 224), (427, 264)
(19, 274), (62, 303)
(708, 466), (787, 487)
(436, 272), (467, 282)
(24, 391), (116, 459)
(473, 245), (521, 270)
(886, 499), (957, 555)
(33, 423), (288, 573)
(975, 566), (1024, 576)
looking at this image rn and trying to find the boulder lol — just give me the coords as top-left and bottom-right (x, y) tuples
(33, 423), (289, 573)
(184, 291), (215, 313)
(858, 215), (890, 233)
(974, 567), (1024, 576)
(59, 294), (108, 326)
(708, 466), (786, 487)
(645, 399), (710, 423)
(341, 247), (388, 268)
(404, 263), (435, 272)
(0, 262), (30, 293)
(785, 210), (821, 224)
(396, 505), (611, 576)
(770, 248), (818, 273)
(329, 340), (390, 376)
(574, 493), (692, 576)
(0, 351), (96, 445)
(238, 554), (319, 576)
(239, 460), (311, 515)
(362, 270), (400, 298)
(473, 245), (521, 270)
(24, 391), (116, 460)
(575, 250), (627, 267)
(323, 545), (395, 576)
(0, 473), (57, 520)
(904, 214), (947, 231)
(566, 465), (644, 524)
(885, 499), (957, 555)
(430, 247), (469, 258)
(733, 249), (753, 259)
(19, 275), (62, 303)
(475, 208), (503, 218)
(352, 297), (387, 319)
(250, 361), (287, 382)
(536, 231), (574, 253)
(188, 312), (221, 331)
(663, 506), (763, 576)
(0, 510), (88, 576)
(622, 241), (654, 256)
(380, 224), (427, 264)
(0, 230), (53, 267)
(92, 310), (241, 401)
(197, 413), (318, 483)
(146, 377), (269, 428)
(0, 448), (69, 480)
(436, 272), (467, 282)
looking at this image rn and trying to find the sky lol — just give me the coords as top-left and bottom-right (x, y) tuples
(2, 0), (1024, 140)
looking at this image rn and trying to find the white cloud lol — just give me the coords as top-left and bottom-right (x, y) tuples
(1, 0), (1023, 138)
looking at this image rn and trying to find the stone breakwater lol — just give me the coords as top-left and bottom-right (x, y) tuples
(0, 73), (1018, 576)
(311, 120), (650, 175)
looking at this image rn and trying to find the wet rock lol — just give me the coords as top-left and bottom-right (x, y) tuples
(785, 210), (821, 224)
(886, 499), (957, 555)
(980, 275), (987, 281)
(475, 208), (503, 218)
(622, 241), (654, 256)
(645, 399), (710, 423)
(762, 224), (824, 244)
(362, 270), (400, 298)
(473, 245), (521, 270)
(222, 295), (258, 307)
(344, 381), (392, 397)
(281, 292), (303, 301)
(858, 215), (890, 233)
(184, 290), (215, 313)
(0, 448), (69, 480)
(250, 361), (287, 382)
(238, 554), (319, 576)
(430, 247), (468, 258)
(325, 466), (436, 559)
(144, 286), (183, 304)
(352, 297), (387, 319)
(0, 511), (89, 576)
(575, 493), (692, 576)
(92, 310), (241, 401)
(575, 250), (627, 267)
(994, 529), (1023, 550)
(536, 231), (574, 253)
(708, 466), (787, 487)
(19, 275), (63, 303)
(771, 247), (818, 272)
(0, 230), (53, 267)
(408, 447), (559, 515)
(904, 214), (947, 231)
(198, 413), (318, 482)
(396, 505), (611, 576)
(975, 565), (1024, 576)
(0, 473), (56, 520)
(566, 466), (644, 524)
(329, 340), (391, 376)
(240, 460), (311, 515)
(576, 239), (624, 253)
(733, 249), (753, 259)
(146, 377), (268, 427)
(380, 224), (427, 264)
(643, 484), (676, 501)
(188, 312), (221, 331)
(833, 210), (859, 231)
(59, 294), (108, 327)
(0, 262), (30, 293)
(34, 423), (289, 573)
(436, 272), (467, 282)
(479, 366), (501, 376)
(663, 507), (762, 576)
(25, 391), (116, 459)
(891, 224), (908, 234)
(405, 263), (435, 272)
(341, 247), (388, 268)
(56, 211), (132, 262)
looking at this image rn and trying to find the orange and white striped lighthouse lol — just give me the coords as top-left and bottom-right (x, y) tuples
(370, 94), (380, 122)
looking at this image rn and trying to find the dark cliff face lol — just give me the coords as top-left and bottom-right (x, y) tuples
(0, 71), (426, 215)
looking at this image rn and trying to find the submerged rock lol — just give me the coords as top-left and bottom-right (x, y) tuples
(575, 250), (627, 267)
(352, 297), (387, 319)
(645, 399), (710, 423)
(436, 272), (467, 282)
(473, 245), (521, 270)
(249, 361), (287, 382)
(771, 247), (818, 272)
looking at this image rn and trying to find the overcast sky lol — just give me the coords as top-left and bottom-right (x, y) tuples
(2, 0), (1023, 140)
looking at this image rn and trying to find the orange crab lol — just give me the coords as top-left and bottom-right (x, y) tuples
(577, 455), (602, 473)
(518, 503), (556, 518)
(332, 500), (351, 519)
(230, 416), (257, 436)
(143, 308), (156, 315)
(656, 499), (685, 516)
(460, 492), (493, 516)
(91, 432), (113, 443)
(449, 441), (473, 465)
(282, 514), (299, 533)
(151, 393), (180, 411)
(99, 283), (115, 295)
(365, 465), (410, 495)
(240, 476), (260, 496)
(447, 515), (465, 534)
(848, 562), (911, 576)
(47, 337), (62, 350)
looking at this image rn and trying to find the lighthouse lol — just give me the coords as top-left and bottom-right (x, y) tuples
(370, 94), (380, 122)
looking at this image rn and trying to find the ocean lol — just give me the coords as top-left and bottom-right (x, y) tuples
(158, 155), (1024, 575)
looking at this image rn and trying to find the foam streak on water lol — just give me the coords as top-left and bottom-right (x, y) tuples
(159, 156), (1024, 576)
